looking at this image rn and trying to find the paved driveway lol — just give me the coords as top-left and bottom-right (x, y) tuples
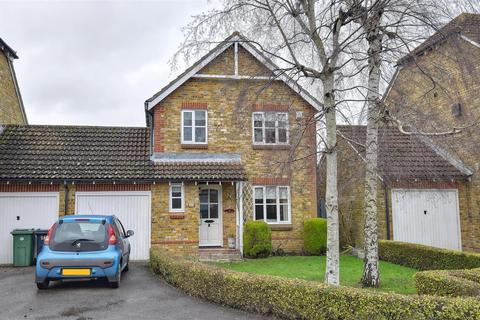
(0, 264), (270, 320)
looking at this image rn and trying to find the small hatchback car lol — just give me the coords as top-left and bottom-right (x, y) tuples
(35, 215), (133, 289)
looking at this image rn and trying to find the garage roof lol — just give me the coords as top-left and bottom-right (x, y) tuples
(0, 125), (247, 182)
(338, 125), (472, 180)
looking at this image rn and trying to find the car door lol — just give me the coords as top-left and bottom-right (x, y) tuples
(113, 218), (130, 267)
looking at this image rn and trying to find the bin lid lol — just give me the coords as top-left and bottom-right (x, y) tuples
(11, 229), (35, 235)
(34, 229), (49, 234)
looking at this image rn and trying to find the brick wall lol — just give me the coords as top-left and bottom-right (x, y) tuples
(0, 51), (25, 125)
(386, 35), (480, 251)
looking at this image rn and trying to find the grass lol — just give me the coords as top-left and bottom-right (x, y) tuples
(217, 255), (418, 294)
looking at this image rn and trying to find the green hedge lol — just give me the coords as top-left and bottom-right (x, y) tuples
(379, 240), (480, 271)
(150, 250), (480, 320)
(243, 220), (272, 258)
(304, 218), (327, 255)
(415, 269), (480, 297)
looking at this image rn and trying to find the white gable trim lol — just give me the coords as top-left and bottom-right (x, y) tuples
(460, 35), (480, 49)
(146, 35), (322, 111)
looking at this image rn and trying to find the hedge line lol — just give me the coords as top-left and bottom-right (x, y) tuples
(379, 240), (480, 271)
(150, 250), (480, 320)
(415, 268), (480, 297)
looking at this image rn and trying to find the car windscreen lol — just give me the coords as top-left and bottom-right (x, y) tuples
(50, 220), (108, 252)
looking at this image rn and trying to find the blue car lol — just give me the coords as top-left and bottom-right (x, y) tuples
(35, 215), (133, 289)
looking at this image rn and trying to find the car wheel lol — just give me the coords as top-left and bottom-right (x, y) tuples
(110, 264), (121, 289)
(36, 280), (49, 290)
(124, 259), (129, 272)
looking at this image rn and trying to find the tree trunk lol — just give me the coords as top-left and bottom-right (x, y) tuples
(324, 74), (340, 285)
(361, 12), (383, 288)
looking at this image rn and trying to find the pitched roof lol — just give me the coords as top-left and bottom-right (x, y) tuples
(0, 37), (18, 59)
(337, 125), (471, 180)
(145, 32), (322, 111)
(398, 13), (480, 65)
(0, 125), (247, 182)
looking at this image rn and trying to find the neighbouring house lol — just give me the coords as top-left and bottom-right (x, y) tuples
(0, 33), (319, 264)
(0, 37), (27, 125)
(328, 13), (480, 253)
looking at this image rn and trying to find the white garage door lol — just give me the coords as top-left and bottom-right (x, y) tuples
(391, 189), (461, 250)
(75, 191), (151, 260)
(0, 192), (59, 264)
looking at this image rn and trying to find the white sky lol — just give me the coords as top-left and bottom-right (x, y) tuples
(0, 0), (214, 126)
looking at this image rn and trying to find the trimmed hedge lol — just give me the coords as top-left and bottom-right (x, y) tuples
(243, 220), (272, 258)
(303, 218), (327, 255)
(415, 269), (480, 297)
(379, 240), (480, 271)
(150, 250), (480, 320)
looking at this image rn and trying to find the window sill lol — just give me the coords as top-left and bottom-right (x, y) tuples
(169, 213), (186, 219)
(269, 224), (293, 231)
(253, 144), (290, 150)
(181, 144), (208, 149)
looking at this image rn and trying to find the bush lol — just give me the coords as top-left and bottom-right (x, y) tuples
(150, 250), (480, 320)
(379, 240), (480, 271)
(243, 220), (272, 258)
(303, 218), (327, 255)
(415, 269), (480, 297)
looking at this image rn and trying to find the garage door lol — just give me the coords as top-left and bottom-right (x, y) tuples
(75, 191), (151, 260)
(0, 192), (59, 264)
(391, 189), (461, 250)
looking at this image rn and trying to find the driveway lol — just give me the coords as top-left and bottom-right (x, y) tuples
(0, 263), (271, 320)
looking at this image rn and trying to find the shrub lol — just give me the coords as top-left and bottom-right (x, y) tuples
(243, 220), (272, 258)
(303, 218), (327, 255)
(150, 250), (480, 320)
(415, 269), (480, 297)
(379, 240), (480, 270)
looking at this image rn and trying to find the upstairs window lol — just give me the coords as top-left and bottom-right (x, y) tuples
(254, 186), (291, 224)
(253, 112), (288, 145)
(182, 110), (207, 144)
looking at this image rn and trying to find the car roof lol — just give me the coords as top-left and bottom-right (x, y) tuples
(61, 215), (115, 222)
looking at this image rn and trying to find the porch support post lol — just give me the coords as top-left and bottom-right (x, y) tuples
(236, 181), (244, 255)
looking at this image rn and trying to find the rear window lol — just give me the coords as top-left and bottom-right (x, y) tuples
(50, 220), (108, 252)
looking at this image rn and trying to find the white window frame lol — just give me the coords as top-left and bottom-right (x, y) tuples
(169, 183), (185, 212)
(252, 111), (289, 145)
(253, 185), (291, 224)
(181, 109), (208, 144)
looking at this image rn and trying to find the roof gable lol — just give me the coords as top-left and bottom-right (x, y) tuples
(145, 32), (322, 111)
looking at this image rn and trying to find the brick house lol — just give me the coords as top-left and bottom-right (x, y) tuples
(0, 33), (320, 263)
(0, 37), (27, 125)
(329, 13), (480, 253)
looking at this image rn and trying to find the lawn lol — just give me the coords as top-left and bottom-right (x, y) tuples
(217, 255), (418, 294)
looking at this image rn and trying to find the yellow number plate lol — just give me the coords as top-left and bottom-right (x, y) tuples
(61, 268), (91, 276)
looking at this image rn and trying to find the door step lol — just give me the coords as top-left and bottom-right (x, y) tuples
(198, 248), (243, 262)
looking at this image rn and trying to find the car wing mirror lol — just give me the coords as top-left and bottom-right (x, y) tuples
(126, 230), (134, 237)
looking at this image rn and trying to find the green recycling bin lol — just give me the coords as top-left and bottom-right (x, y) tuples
(11, 229), (34, 267)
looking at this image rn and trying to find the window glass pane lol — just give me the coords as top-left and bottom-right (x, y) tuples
(195, 111), (206, 126)
(280, 204), (288, 221)
(265, 128), (276, 143)
(172, 198), (182, 209)
(255, 205), (264, 220)
(172, 186), (182, 197)
(183, 112), (192, 126)
(266, 205), (277, 221)
(253, 113), (263, 128)
(183, 127), (192, 141)
(266, 186), (276, 204)
(278, 128), (287, 143)
(195, 127), (206, 142)
(277, 113), (287, 124)
(255, 188), (264, 204)
(200, 204), (209, 219)
(265, 113), (275, 127)
(279, 187), (288, 202)
(254, 128), (263, 142)
(209, 189), (218, 203)
(210, 204), (218, 219)
(200, 189), (208, 204)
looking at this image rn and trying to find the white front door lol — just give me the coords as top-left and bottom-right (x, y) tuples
(75, 191), (152, 260)
(0, 192), (59, 264)
(199, 185), (223, 247)
(391, 189), (462, 250)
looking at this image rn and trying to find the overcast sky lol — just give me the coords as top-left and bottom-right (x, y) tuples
(0, 0), (214, 126)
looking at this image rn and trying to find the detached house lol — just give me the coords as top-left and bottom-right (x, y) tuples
(330, 13), (480, 253)
(0, 33), (319, 264)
